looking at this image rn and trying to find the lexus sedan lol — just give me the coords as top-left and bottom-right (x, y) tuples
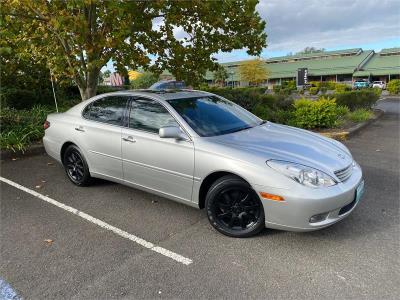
(43, 90), (364, 237)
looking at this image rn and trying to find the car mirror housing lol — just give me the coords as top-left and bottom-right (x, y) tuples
(159, 126), (188, 140)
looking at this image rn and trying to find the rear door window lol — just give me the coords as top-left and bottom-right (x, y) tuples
(83, 96), (128, 126)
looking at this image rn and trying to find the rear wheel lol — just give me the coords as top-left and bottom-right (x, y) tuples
(206, 175), (265, 237)
(63, 145), (91, 186)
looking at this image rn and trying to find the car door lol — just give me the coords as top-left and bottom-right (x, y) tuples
(121, 97), (195, 202)
(77, 95), (129, 180)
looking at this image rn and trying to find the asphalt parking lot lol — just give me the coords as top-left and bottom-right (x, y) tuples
(1, 98), (399, 299)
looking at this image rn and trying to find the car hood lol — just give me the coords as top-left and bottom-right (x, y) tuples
(206, 122), (353, 174)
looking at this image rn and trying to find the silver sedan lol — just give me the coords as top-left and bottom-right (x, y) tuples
(43, 90), (364, 237)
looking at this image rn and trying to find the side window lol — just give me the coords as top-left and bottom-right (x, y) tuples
(83, 96), (128, 126)
(129, 98), (178, 134)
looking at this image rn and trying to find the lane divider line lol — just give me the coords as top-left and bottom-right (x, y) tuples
(0, 176), (193, 266)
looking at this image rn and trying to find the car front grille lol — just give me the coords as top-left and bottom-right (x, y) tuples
(334, 164), (353, 182)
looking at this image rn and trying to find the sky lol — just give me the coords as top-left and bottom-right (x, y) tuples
(104, 0), (400, 71)
(215, 0), (400, 62)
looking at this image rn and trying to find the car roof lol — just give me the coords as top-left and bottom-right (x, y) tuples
(129, 89), (211, 100)
(66, 89), (214, 116)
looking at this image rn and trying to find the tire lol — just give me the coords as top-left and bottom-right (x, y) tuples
(63, 145), (92, 186)
(205, 175), (265, 237)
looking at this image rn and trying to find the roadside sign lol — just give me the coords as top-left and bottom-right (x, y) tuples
(297, 68), (308, 86)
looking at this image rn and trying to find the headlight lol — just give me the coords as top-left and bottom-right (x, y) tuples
(267, 160), (336, 188)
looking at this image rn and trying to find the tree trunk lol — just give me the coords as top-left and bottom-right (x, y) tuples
(77, 68), (99, 101)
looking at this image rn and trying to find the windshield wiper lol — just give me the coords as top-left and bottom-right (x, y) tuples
(227, 125), (253, 134)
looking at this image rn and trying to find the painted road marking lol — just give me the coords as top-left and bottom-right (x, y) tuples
(0, 277), (21, 300)
(0, 176), (193, 266)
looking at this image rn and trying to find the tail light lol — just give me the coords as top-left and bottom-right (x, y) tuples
(44, 120), (50, 130)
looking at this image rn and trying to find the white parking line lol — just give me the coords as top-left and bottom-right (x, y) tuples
(0, 176), (193, 266)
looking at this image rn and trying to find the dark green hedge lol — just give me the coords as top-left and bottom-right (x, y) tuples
(334, 90), (379, 110)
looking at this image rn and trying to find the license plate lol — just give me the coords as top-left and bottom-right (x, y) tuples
(356, 180), (365, 202)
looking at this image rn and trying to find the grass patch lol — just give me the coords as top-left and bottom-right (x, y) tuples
(347, 108), (373, 123)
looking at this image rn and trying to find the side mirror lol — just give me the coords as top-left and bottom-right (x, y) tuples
(159, 126), (188, 140)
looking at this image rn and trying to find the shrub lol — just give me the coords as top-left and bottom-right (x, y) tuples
(347, 108), (373, 123)
(130, 72), (159, 89)
(282, 80), (296, 91)
(320, 87), (328, 94)
(324, 81), (337, 90)
(387, 79), (400, 94)
(272, 85), (282, 94)
(335, 90), (379, 110)
(335, 83), (351, 93)
(1, 89), (39, 109)
(252, 103), (271, 120)
(204, 87), (269, 111)
(273, 81), (296, 95)
(0, 105), (53, 152)
(309, 87), (319, 95)
(292, 97), (340, 129)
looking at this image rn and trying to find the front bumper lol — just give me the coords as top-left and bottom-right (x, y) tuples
(253, 164), (363, 232)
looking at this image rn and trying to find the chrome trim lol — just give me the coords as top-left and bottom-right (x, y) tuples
(334, 164), (353, 182)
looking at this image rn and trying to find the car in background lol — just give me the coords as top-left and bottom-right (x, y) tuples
(372, 81), (386, 89)
(149, 80), (186, 90)
(353, 80), (370, 89)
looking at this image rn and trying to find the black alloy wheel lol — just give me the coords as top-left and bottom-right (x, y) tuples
(206, 175), (265, 237)
(63, 145), (91, 186)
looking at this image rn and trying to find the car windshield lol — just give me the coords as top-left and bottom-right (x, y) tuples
(167, 96), (262, 137)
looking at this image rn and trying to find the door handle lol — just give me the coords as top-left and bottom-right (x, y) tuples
(122, 136), (136, 143)
(75, 126), (85, 132)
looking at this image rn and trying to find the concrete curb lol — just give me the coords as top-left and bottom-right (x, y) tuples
(0, 143), (45, 161)
(317, 109), (384, 141)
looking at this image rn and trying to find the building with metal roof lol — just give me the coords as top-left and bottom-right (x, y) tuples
(204, 48), (400, 87)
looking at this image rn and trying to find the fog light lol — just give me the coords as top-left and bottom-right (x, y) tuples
(309, 212), (329, 223)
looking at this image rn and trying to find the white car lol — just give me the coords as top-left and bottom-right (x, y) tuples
(372, 81), (386, 89)
(43, 90), (364, 237)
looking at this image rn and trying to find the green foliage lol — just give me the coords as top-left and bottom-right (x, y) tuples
(309, 87), (319, 95)
(1, 88), (56, 109)
(335, 90), (379, 110)
(308, 81), (336, 90)
(213, 64), (229, 86)
(282, 80), (296, 91)
(347, 108), (373, 123)
(130, 72), (159, 89)
(292, 97), (341, 129)
(252, 103), (271, 120)
(204, 87), (268, 111)
(238, 59), (269, 86)
(387, 79), (400, 94)
(3, 0), (266, 99)
(372, 87), (382, 97)
(0, 105), (53, 152)
(335, 83), (351, 93)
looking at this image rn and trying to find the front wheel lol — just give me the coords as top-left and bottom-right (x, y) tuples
(206, 175), (265, 237)
(63, 145), (92, 186)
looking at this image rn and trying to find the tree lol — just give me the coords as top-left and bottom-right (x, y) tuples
(213, 64), (228, 87)
(296, 47), (325, 55)
(2, 0), (266, 100)
(130, 72), (159, 89)
(238, 58), (269, 86)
